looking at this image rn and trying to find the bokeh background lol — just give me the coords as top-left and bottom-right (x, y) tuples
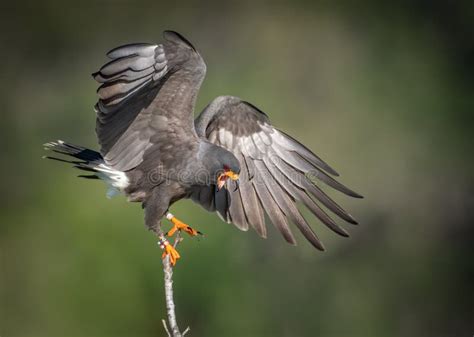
(1, 1), (473, 336)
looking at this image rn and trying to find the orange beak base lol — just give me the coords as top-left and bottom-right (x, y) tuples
(217, 170), (239, 190)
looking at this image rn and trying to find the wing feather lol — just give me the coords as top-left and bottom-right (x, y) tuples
(272, 144), (362, 198)
(227, 180), (249, 231)
(269, 154), (358, 225)
(193, 96), (361, 249)
(238, 155), (266, 236)
(93, 31), (206, 171)
(271, 128), (340, 176)
(106, 43), (158, 59)
(253, 175), (296, 245)
(260, 159), (325, 250)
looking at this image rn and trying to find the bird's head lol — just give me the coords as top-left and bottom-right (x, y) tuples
(200, 143), (240, 189)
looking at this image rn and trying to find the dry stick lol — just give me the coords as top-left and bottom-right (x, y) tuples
(161, 231), (190, 337)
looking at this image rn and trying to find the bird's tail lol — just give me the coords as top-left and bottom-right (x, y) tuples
(43, 140), (104, 175)
(43, 140), (129, 198)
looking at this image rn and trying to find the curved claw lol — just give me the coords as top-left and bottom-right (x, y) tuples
(158, 236), (180, 266)
(162, 244), (180, 266)
(158, 237), (181, 267)
(167, 214), (202, 237)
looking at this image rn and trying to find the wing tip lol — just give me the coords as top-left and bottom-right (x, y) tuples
(315, 243), (326, 251)
(163, 30), (197, 52)
(340, 230), (350, 238)
(346, 188), (364, 199)
(341, 211), (359, 225)
(253, 220), (268, 239)
(347, 217), (359, 225)
(309, 238), (326, 251)
(330, 170), (340, 177)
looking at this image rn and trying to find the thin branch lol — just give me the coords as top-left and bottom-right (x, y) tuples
(160, 231), (190, 337)
(182, 327), (191, 336)
(162, 319), (171, 337)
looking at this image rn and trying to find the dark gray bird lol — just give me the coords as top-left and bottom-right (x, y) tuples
(44, 31), (362, 265)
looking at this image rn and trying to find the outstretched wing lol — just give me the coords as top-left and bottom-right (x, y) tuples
(93, 31), (206, 171)
(193, 96), (362, 250)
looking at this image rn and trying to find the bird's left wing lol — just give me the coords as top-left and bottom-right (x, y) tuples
(93, 31), (206, 171)
(192, 96), (362, 250)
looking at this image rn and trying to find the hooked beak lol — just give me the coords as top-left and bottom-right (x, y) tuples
(217, 171), (239, 190)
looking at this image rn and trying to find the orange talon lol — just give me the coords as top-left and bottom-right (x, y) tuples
(158, 236), (180, 266)
(166, 212), (202, 237)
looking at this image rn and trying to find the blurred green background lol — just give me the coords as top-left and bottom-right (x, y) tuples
(1, 1), (473, 336)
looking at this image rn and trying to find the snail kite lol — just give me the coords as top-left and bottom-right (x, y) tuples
(44, 31), (362, 265)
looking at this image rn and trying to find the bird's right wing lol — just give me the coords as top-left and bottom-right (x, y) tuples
(93, 31), (206, 171)
(193, 96), (362, 250)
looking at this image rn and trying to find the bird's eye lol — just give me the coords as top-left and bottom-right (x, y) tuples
(223, 164), (230, 171)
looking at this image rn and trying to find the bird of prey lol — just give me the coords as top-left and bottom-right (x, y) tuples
(44, 31), (362, 265)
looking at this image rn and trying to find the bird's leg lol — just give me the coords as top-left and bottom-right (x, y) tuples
(158, 234), (180, 266)
(165, 212), (202, 237)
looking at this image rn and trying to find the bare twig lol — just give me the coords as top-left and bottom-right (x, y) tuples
(161, 231), (190, 337)
(162, 319), (171, 337)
